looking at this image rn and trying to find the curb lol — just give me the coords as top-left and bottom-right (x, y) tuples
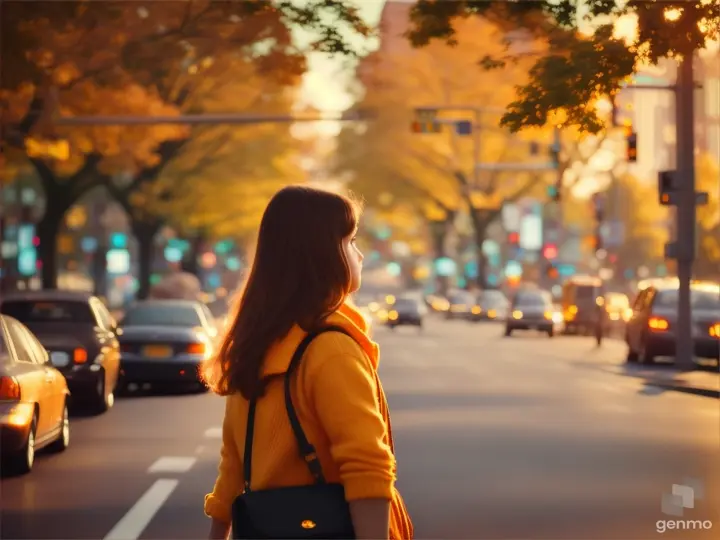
(644, 380), (720, 399)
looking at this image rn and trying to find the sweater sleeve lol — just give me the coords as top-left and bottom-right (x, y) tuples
(308, 346), (395, 501)
(204, 396), (243, 523)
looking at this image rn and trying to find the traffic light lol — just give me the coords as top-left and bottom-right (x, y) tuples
(411, 121), (441, 133)
(508, 231), (519, 244)
(542, 243), (558, 260)
(658, 170), (677, 206)
(626, 130), (637, 162)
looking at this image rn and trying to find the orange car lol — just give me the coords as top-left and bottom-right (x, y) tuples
(0, 315), (70, 475)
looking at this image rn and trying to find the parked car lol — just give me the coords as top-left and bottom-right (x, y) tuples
(625, 280), (720, 364)
(0, 291), (121, 413)
(386, 297), (425, 330)
(117, 300), (218, 391)
(1, 315), (70, 475)
(505, 288), (558, 337)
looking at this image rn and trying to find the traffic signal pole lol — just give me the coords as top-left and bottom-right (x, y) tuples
(673, 54), (697, 371)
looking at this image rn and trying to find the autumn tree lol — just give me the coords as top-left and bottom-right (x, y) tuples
(405, 0), (719, 134)
(1, 0), (370, 288)
(695, 153), (720, 278)
(334, 16), (557, 287)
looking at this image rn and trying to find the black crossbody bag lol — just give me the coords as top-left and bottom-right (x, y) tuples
(231, 326), (357, 539)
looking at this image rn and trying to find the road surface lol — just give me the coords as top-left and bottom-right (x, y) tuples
(2, 317), (718, 539)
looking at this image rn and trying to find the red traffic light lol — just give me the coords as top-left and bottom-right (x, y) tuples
(542, 244), (558, 260)
(508, 232), (519, 244)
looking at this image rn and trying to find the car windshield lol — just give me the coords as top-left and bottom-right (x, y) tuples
(449, 293), (472, 304)
(0, 300), (95, 324)
(0, 321), (9, 364)
(574, 285), (600, 303)
(515, 292), (549, 307)
(479, 291), (506, 305)
(655, 289), (720, 310)
(122, 304), (202, 327)
(394, 299), (417, 310)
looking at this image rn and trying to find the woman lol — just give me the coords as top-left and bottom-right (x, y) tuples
(202, 186), (413, 540)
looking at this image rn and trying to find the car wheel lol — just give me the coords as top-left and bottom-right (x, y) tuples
(504, 327), (512, 337)
(48, 401), (70, 453)
(92, 375), (113, 414)
(5, 412), (37, 475)
(639, 339), (656, 364)
(626, 348), (639, 362)
(547, 328), (554, 338)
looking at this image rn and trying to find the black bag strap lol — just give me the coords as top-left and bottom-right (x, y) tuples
(243, 326), (353, 493)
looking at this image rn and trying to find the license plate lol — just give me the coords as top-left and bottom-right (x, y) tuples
(50, 351), (70, 367)
(143, 345), (173, 358)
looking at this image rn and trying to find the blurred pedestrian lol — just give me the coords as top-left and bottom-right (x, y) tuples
(201, 186), (413, 540)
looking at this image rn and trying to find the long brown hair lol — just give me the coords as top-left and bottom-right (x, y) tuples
(201, 185), (361, 399)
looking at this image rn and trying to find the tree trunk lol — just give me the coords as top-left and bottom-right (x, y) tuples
(132, 221), (161, 300)
(182, 232), (206, 278)
(469, 210), (490, 289)
(35, 206), (65, 289)
(427, 213), (455, 295)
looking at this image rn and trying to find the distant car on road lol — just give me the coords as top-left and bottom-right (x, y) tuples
(560, 276), (604, 335)
(1, 315), (70, 475)
(470, 290), (509, 322)
(386, 297), (425, 330)
(117, 300), (218, 391)
(0, 291), (121, 413)
(625, 281), (720, 364)
(446, 291), (475, 320)
(505, 289), (557, 337)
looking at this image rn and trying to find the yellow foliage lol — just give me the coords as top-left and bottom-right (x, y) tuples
(335, 16), (554, 221)
(696, 152), (719, 230)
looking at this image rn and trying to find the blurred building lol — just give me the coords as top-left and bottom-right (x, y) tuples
(616, 49), (720, 181)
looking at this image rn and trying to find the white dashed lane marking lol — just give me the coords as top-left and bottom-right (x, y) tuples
(204, 426), (222, 439)
(104, 479), (179, 540)
(147, 457), (197, 474)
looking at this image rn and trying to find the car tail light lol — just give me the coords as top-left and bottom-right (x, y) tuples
(73, 348), (88, 363)
(186, 343), (206, 355)
(544, 311), (553, 320)
(710, 323), (720, 338)
(0, 376), (21, 400)
(648, 317), (669, 331)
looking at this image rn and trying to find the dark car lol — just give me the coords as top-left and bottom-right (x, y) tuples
(0, 291), (120, 413)
(1, 315), (70, 475)
(386, 298), (424, 330)
(470, 290), (509, 322)
(625, 281), (720, 364)
(505, 289), (556, 337)
(117, 300), (218, 391)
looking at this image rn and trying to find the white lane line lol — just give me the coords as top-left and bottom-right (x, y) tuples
(204, 426), (222, 439)
(147, 456), (197, 474)
(104, 479), (178, 540)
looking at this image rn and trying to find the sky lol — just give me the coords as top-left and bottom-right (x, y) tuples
(293, 0), (387, 137)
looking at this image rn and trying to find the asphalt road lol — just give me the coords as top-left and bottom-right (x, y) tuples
(2, 317), (718, 540)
